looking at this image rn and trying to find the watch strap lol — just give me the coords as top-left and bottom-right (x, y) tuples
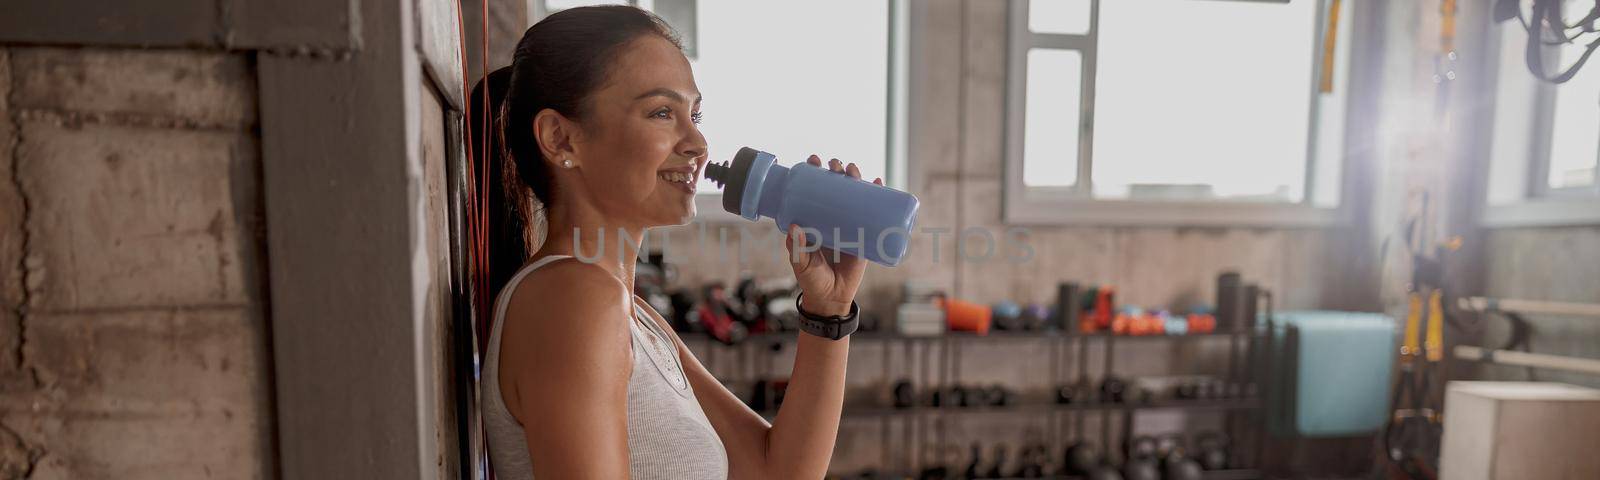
(795, 293), (860, 340)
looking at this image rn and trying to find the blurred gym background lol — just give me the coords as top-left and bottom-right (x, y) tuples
(1, 0), (1598, 479)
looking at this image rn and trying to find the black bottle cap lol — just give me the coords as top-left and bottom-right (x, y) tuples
(703, 147), (760, 216)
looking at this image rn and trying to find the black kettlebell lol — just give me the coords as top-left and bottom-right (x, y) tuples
(1174, 381), (1200, 400)
(1164, 457), (1203, 480)
(1122, 436), (1160, 480)
(892, 380), (915, 409)
(1100, 376), (1128, 403)
(963, 443), (982, 479)
(1126, 435), (1158, 460)
(748, 379), (769, 411)
(1122, 460), (1159, 480)
(1155, 433), (1202, 480)
(1195, 431), (1229, 470)
(1063, 441), (1101, 475)
(1087, 465), (1124, 480)
(1056, 384), (1079, 404)
(1013, 443), (1047, 478)
(983, 444), (1009, 479)
(986, 384), (1015, 407)
(951, 384), (972, 408)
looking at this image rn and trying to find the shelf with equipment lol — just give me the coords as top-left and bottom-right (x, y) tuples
(758, 398), (1262, 421)
(683, 329), (1251, 343)
(702, 326), (1268, 478)
(672, 274), (1275, 479)
(820, 469), (1262, 480)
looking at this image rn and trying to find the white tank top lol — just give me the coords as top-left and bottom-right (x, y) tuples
(482, 255), (729, 479)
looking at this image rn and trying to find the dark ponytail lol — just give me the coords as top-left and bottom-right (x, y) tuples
(470, 5), (682, 301)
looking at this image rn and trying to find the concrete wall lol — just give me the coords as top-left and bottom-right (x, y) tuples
(0, 0), (472, 478)
(0, 47), (276, 479)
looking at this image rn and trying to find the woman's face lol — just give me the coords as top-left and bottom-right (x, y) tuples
(568, 35), (707, 227)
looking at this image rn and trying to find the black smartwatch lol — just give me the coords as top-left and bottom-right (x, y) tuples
(795, 293), (860, 340)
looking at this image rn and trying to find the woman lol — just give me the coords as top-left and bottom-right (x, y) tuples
(473, 6), (875, 479)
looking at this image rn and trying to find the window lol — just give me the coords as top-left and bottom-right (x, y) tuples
(1004, 0), (1351, 225)
(1484, 0), (1600, 227)
(535, 0), (907, 221)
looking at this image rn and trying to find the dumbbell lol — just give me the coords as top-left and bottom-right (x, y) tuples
(1134, 386), (1155, 404)
(1021, 303), (1050, 331)
(993, 301), (1024, 331)
(1174, 381), (1200, 400)
(983, 384), (1016, 407)
(929, 384), (970, 408)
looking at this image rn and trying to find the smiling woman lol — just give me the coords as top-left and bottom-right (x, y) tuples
(469, 5), (868, 480)
(540, 0), (896, 190)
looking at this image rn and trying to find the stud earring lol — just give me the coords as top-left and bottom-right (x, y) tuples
(562, 158), (573, 168)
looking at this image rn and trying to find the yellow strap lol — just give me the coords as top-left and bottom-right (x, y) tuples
(1426, 289), (1445, 362)
(1320, 0), (1342, 93)
(1403, 293), (1422, 359)
(1440, 0), (1456, 53)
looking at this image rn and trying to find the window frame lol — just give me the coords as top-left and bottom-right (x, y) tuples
(532, 0), (910, 224)
(1001, 0), (1351, 227)
(1480, 12), (1600, 228)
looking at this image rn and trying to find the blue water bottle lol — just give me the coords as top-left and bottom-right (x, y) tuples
(703, 147), (920, 266)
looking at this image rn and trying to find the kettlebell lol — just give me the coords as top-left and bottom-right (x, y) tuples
(962, 443), (982, 479)
(983, 444), (1009, 479)
(1154, 433), (1186, 470)
(1014, 442), (1047, 478)
(1164, 457), (1203, 480)
(1100, 375), (1128, 403)
(1122, 460), (1159, 480)
(1087, 465), (1124, 480)
(1195, 431), (1229, 470)
(1156, 433), (1203, 480)
(1126, 435), (1158, 460)
(1063, 441), (1101, 475)
(1122, 436), (1160, 480)
(892, 380), (915, 409)
(1056, 384), (1080, 404)
(951, 384), (972, 408)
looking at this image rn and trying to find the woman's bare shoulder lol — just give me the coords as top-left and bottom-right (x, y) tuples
(498, 258), (635, 419)
(501, 260), (632, 367)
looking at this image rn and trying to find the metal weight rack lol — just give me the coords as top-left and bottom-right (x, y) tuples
(688, 327), (1267, 480)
